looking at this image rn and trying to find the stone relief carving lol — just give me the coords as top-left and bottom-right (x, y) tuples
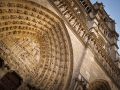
(0, 0), (73, 90)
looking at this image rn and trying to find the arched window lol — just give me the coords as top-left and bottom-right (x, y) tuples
(85, 7), (92, 13)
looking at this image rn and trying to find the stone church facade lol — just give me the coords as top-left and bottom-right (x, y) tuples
(0, 0), (120, 90)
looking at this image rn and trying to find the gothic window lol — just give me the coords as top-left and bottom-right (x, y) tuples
(85, 7), (92, 13)
(84, 3), (88, 8)
(103, 17), (108, 22)
(81, 1), (86, 6)
(0, 71), (22, 90)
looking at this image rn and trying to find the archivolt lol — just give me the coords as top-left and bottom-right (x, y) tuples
(0, 0), (73, 90)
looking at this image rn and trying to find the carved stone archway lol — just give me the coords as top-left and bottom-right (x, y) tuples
(89, 79), (111, 90)
(0, 0), (73, 90)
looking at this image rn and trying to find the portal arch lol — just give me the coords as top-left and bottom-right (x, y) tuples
(0, 0), (73, 89)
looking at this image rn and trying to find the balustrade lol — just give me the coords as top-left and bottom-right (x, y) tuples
(49, 0), (120, 88)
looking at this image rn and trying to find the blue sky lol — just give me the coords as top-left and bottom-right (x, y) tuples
(90, 0), (120, 53)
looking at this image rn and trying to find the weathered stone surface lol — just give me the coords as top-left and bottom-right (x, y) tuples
(0, 0), (120, 90)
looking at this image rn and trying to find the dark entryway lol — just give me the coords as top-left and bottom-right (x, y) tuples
(0, 71), (22, 90)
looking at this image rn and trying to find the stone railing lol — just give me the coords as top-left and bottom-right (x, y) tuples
(49, 0), (120, 88)
(49, 0), (88, 33)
